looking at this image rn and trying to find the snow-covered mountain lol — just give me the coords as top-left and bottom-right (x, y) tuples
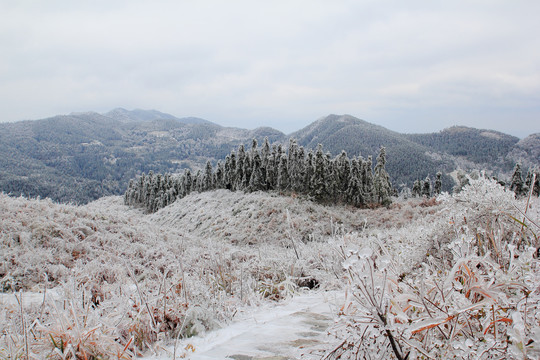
(0, 109), (538, 205)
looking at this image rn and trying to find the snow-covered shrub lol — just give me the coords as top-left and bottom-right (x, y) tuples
(328, 177), (540, 359)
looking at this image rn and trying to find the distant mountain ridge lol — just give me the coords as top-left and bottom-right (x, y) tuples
(0, 109), (537, 204)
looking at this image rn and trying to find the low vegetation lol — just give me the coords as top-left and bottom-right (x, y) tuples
(1, 174), (538, 358)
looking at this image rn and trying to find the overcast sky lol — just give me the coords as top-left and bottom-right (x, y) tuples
(1, 1), (539, 137)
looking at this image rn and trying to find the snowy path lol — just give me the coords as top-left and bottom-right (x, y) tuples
(151, 291), (342, 360)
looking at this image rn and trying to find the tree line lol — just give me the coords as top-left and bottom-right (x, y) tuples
(509, 163), (540, 197)
(124, 138), (393, 212)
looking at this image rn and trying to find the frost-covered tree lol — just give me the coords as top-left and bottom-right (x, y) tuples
(304, 150), (314, 194)
(510, 162), (524, 196)
(434, 171), (442, 195)
(362, 156), (374, 203)
(203, 161), (214, 191)
(224, 155), (233, 190)
(412, 179), (421, 197)
(311, 144), (328, 202)
(335, 150), (351, 202)
(242, 154), (252, 190)
(347, 157), (364, 207)
(422, 175), (431, 198)
(373, 147), (392, 206)
(265, 155), (275, 190)
(293, 146), (306, 193)
(214, 161), (224, 189)
(235, 145), (246, 191)
(248, 152), (265, 192)
(277, 154), (289, 192)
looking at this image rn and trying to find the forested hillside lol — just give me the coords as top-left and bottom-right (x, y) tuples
(1, 109), (538, 204)
(0, 109), (285, 203)
(290, 114), (456, 190)
(405, 126), (519, 166)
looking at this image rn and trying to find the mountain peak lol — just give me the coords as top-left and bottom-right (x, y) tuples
(103, 108), (213, 125)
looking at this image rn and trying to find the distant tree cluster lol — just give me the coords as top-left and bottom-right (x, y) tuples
(509, 163), (540, 197)
(124, 138), (393, 212)
(411, 172), (443, 198)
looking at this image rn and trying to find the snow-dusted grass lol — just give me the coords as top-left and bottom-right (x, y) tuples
(4, 181), (533, 359)
(2, 190), (402, 358)
(328, 178), (540, 359)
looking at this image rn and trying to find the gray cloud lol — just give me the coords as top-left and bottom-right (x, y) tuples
(1, 0), (539, 137)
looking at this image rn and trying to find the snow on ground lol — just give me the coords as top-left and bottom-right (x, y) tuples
(147, 290), (343, 360)
(0, 190), (445, 358)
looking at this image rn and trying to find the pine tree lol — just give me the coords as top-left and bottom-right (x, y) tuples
(373, 146), (392, 206)
(277, 154), (289, 192)
(304, 150), (315, 195)
(434, 172), (442, 195)
(336, 151), (350, 201)
(203, 161), (213, 191)
(266, 154), (276, 190)
(311, 144), (328, 202)
(510, 163), (524, 196)
(242, 154), (252, 190)
(347, 157), (364, 207)
(294, 146), (306, 193)
(215, 161), (224, 189)
(228, 151), (237, 190)
(412, 180), (421, 197)
(261, 137), (270, 186)
(422, 175), (432, 198)
(287, 139), (299, 191)
(224, 155), (232, 190)
(236, 145), (245, 191)
(184, 169), (192, 195)
(362, 156), (374, 204)
(248, 152), (265, 192)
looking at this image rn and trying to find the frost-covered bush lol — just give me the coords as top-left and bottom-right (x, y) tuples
(328, 177), (540, 359)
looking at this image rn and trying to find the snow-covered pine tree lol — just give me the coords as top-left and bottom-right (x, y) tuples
(248, 152), (265, 192)
(294, 146), (306, 193)
(287, 139), (299, 192)
(412, 179), (421, 197)
(533, 168), (540, 196)
(510, 162), (524, 196)
(373, 146), (392, 206)
(362, 156), (374, 204)
(326, 154), (338, 201)
(336, 150), (351, 202)
(193, 170), (202, 192)
(347, 157), (364, 207)
(311, 144), (328, 202)
(422, 175), (432, 198)
(266, 154), (276, 190)
(184, 169), (192, 195)
(235, 145), (246, 191)
(304, 150), (315, 195)
(228, 151), (237, 191)
(261, 137), (270, 186)
(215, 161), (224, 189)
(203, 161), (214, 191)
(261, 137), (270, 168)
(224, 155), (232, 190)
(434, 172), (442, 195)
(277, 154), (289, 192)
(242, 153), (252, 190)
(251, 138), (258, 156)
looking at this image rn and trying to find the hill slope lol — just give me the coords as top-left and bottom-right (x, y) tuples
(291, 114), (456, 190)
(1, 110), (537, 204)
(0, 110), (286, 203)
